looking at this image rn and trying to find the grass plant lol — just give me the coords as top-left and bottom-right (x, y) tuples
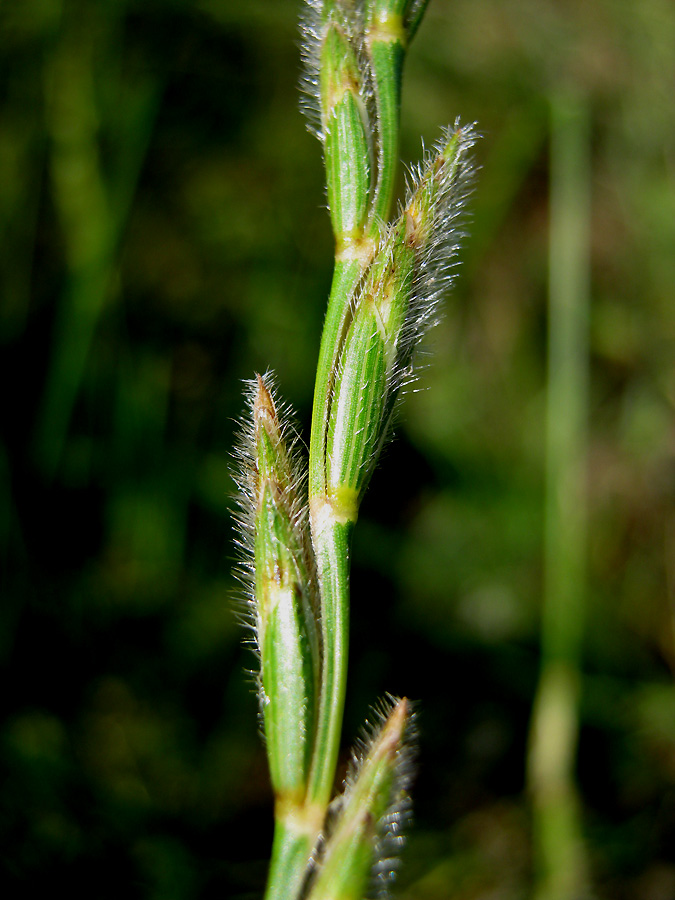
(3, 1), (675, 896)
(233, 1), (475, 897)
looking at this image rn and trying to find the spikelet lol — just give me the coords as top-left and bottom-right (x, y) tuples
(301, 1), (378, 254)
(302, 2), (431, 143)
(392, 120), (478, 383)
(306, 696), (417, 900)
(232, 373), (320, 800)
(300, 1), (370, 142)
(323, 121), (477, 510)
(299, 0), (333, 139)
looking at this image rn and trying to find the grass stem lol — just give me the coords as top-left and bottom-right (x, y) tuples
(528, 87), (591, 900)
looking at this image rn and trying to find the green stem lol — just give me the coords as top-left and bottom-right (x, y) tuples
(306, 518), (354, 809)
(309, 258), (365, 498)
(35, 6), (159, 480)
(306, 237), (376, 827)
(36, 21), (113, 479)
(263, 819), (315, 900)
(366, 27), (405, 232)
(528, 88), (591, 900)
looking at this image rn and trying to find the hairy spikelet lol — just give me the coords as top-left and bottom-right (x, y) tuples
(323, 121), (477, 505)
(231, 373), (318, 682)
(308, 696), (417, 900)
(300, 0), (373, 142)
(348, 696), (418, 897)
(232, 374), (322, 797)
(392, 119), (478, 390)
(299, 0), (325, 137)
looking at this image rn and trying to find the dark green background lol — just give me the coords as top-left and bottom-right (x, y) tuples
(2, 0), (674, 897)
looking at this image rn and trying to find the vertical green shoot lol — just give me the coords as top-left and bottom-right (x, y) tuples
(234, 5), (477, 898)
(527, 89), (591, 900)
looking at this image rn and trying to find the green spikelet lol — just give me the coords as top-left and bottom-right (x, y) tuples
(234, 374), (320, 801)
(324, 123), (477, 517)
(307, 697), (416, 900)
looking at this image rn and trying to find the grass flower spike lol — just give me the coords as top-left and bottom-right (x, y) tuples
(233, 2), (476, 897)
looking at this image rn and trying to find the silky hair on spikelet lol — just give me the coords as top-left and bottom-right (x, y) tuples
(356, 697), (418, 897)
(298, 0), (326, 137)
(299, 0), (373, 142)
(331, 120), (478, 497)
(230, 372), (319, 701)
(392, 119), (479, 395)
(315, 695), (417, 899)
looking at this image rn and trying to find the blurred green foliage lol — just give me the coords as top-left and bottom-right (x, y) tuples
(1, 0), (674, 897)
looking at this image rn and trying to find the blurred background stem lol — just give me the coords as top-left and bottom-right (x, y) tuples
(527, 89), (591, 900)
(34, 2), (160, 480)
